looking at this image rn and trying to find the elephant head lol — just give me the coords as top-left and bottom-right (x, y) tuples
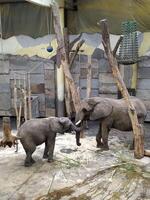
(75, 97), (113, 124)
(57, 117), (81, 146)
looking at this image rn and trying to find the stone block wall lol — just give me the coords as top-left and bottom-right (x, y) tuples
(0, 53), (150, 120)
(71, 55), (118, 99)
(0, 55), (55, 117)
(137, 56), (150, 121)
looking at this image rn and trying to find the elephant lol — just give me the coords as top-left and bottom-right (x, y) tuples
(17, 117), (81, 167)
(75, 97), (147, 150)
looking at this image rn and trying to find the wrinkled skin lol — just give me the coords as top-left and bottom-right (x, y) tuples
(18, 117), (81, 167)
(75, 97), (147, 150)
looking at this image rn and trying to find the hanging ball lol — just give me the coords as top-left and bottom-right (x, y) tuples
(47, 45), (53, 53)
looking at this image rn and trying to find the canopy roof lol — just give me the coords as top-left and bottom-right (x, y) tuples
(0, 0), (150, 38)
(0, 0), (24, 2)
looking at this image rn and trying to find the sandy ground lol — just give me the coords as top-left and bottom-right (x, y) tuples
(0, 121), (150, 200)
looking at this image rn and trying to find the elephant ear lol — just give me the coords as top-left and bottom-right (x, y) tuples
(90, 100), (113, 120)
(59, 117), (69, 125)
(81, 100), (93, 112)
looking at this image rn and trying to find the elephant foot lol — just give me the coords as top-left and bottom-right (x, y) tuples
(31, 158), (35, 164)
(96, 142), (104, 148)
(24, 157), (35, 167)
(48, 158), (54, 163)
(24, 161), (33, 167)
(43, 154), (49, 159)
(101, 146), (109, 151)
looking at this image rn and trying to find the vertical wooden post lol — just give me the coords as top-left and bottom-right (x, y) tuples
(86, 55), (92, 98)
(0, 117), (18, 148)
(14, 77), (20, 129)
(64, 28), (72, 117)
(55, 0), (65, 117)
(23, 73), (27, 122)
(27, 73), (32, 120)
(2, 117), (12, 143)
(100, 19), (144, 159)
(131, 63), (137, 90)
(52, 2), (81, 114)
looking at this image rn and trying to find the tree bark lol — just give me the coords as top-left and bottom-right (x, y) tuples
(86, 55), (92, 98)
(0, 117), (18, 148)
(64, 28), (72, 117)
(52, 3), (81, 114)
(69, 40), (85, 68)
(100, 19), (144, 159)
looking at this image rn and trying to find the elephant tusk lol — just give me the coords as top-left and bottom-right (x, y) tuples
(75, 120), (82, 126)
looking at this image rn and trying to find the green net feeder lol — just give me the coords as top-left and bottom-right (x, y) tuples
(118, 21), (138, 65)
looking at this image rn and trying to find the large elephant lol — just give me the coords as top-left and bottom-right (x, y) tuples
(75, 97), (147, 150)
(17, 117), (81, 167)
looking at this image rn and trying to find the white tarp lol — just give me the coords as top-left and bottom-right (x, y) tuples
(26, 0), (54, 7)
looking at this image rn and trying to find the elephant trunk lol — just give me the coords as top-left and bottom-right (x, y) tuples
(76, 131), (81, 146)
(70, 123), (82, 146)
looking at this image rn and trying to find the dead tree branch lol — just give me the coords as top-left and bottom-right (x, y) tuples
(100, 19), (144, 159)
(69, 39), (85, 68)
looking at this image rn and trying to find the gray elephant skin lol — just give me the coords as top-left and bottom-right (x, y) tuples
(17, 117), (81, 167)
(75, 97), (147, 150)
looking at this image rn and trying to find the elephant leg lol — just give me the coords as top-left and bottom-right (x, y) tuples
(101, 122), (109, 150)
(43, 140), (49, 159)
(47, 135), (56, 163)
(96, 123), (103, 148)
(24, 145), (36, 167)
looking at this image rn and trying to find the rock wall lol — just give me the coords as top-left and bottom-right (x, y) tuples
(71, 54), (118, 100)
(0, 55), (55, 117)
(0, 53), (150, 121)
(137, 56), (150, 121)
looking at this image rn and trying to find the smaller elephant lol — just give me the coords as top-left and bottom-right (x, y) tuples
(17, 117), (81, 167)
(75, 97), (147, 150)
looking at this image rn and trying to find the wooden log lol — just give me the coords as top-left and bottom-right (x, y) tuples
(69, 33), (82, 50)
(144, 150), (150, 157)
(27, 73), (32, 119)
(52, 2), (84, 138)
(100, 19), (144, 159)
(13, 79), (21, 129)
(0, 117), (18, 148)
(52, 2), (81, 114)
(64, 28), (70, 63)
(64, 28), (72, 117)
(113, 36), (123, 56)
(69, 40), (85, 68)
(86, 55), (92, 98)
(61, 59), (81, 113)
(23, 74), (27, 121)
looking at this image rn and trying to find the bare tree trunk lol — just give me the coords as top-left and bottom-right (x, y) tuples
(0, 117), (18, 148)
(69, 40), (85, 68)
(23, 74), (27, 122)
(100, 19), (144, 159)
(27, 73), (32, 120)
(86, 55), (92, 98)
(64, 28), (72, 117)
(52, 2), (81, 114)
